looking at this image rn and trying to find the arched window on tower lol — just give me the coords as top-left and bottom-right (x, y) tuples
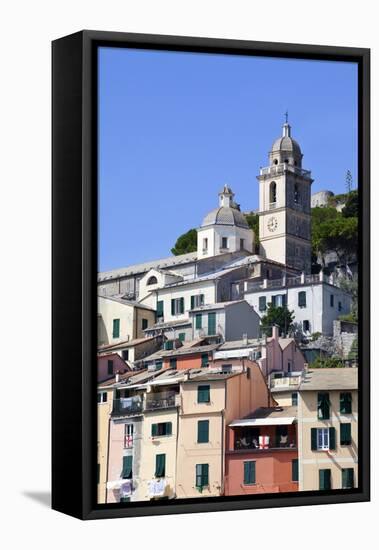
(269, 182), (277, 207)
(147, 275), (158, 285)
(294, 183), (300, 204)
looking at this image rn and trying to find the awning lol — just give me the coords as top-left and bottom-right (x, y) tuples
(229, 417), (296, 427)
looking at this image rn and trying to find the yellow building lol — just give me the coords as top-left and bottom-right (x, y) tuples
(297, 368), (358, 491)
(175, 361), (272, 498)
(134, 372), (183, 501)
(97, 382), (114, 503)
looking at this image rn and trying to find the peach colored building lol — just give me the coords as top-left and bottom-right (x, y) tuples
(225, 406), (298, 495)
(175, 360), (275, 498)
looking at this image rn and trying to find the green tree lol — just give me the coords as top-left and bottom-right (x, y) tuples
(260, 304), (295, 336)
(311, 206), (338, 264)
(245, 212), (260, 253)
(171, 228), (197, 256)
(310, 356), (345, 369)
(342, 190), (359, 218)
(318, 216), (358, 264)
(348, 337), (358, 361)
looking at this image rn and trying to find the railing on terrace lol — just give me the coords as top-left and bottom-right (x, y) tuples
(144, 391), (178, 411)
(270, 375), (302, 388)
(259, 164), (311, 178)
(112, 397), (143, 416)
(244, 272), (330, 293)
(234, 436), (296, 451)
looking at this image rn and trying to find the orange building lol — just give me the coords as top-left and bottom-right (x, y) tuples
(224, 406), (299, 495)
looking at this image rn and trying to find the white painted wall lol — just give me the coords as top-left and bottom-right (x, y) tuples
(244, 283), (351, 336)
(157, 280), (217, 323)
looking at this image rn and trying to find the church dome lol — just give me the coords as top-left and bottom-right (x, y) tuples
(271, 122), (301, 157)
(202, 206), (249, 229)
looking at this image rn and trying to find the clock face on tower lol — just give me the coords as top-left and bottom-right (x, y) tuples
(267, 216), (278, 232)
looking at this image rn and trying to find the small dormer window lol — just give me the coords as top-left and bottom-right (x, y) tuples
(147, 276), (158, 285)
(222, 237), (228, 249)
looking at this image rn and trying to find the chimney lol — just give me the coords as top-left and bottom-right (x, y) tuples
(115, 372), (120, 383)
(272, 325), (279, 340)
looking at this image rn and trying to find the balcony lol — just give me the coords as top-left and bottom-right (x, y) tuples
(270, 374), (302, 389)
(233, 437), (297, 452)
(112, 397), (143, 416)
(145, 391), (178, 411)
(259, 164), (311, 179)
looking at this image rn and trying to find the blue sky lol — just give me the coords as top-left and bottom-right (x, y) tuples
(98, 47), (357, 272)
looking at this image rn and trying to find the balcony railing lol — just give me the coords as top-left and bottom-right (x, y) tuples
(270, 375), (302, 388)
(112, 397), (143, 416)
(234, 436), (296, 451)
(259, 164), (311, 179)
(145, 391), (178, 411)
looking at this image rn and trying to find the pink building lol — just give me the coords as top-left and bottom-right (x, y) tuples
(97, 352), (130, 383)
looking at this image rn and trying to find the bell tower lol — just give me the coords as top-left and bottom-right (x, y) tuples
(257, 118), (313, 273)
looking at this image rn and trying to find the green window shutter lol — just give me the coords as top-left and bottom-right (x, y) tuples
(165, 340), (173, 350)
(282, 294), (287, 307)
(243, 461), (256, 484)
(203, 463), (209, 486)
(198, 385), (210, 403)
(298, 291), (306, 307)
(195, 463), (209, 488)
(329, 427), (336, 450)
(340, 423), (351, 445)
(259, 296), (266, 311)
(311, 428), (317, 450)
(201, 353), (208, 368)
(152, 423), (158, 437)
(171, 299), (175, 316)
(178, 332), (185, 342)
(208, 312), (216, 335)
(343, 468), (354, 489)
(169, 357), (177, 370)
(180, 297), (185, 314)
(166, 422), (172, 436)
(318, 392), (330, 420)
(121, 455), (133, 479)
(200, 294), (205, 305)
(155, 360), (162, 370)
(155, 454), (166, 478)
(340, 392), (352, 414)
(142, 318), (148, 330)
(191, 296), (195, 310)
(197, 420), (209, 443)
(319, 469), (331, 490)
(113, 318), (120, 338)
(195, 314), (202, 329)
(107, 360), (113, 375)
(292, 459), (299, 482)
(157, 300), (164, 318)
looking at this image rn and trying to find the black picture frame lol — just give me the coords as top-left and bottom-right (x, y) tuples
(52, 30), (370, 520)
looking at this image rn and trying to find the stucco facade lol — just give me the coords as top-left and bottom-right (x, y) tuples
(175, 363), (272, 498)
(297, 368), (358, 491)
(97, 386), (113, 503)
(98, 295), (156, 347)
